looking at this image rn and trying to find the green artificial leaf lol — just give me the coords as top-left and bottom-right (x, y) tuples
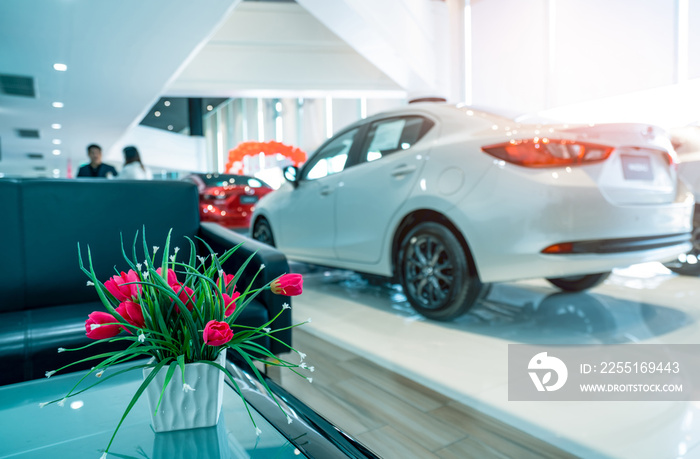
(102, 358), (172, 455)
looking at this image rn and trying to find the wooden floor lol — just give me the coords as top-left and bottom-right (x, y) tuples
(270, 329), (579, 459)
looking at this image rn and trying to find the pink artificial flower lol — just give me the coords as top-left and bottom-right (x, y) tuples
(115, 300), (145, 330)
(104, 270), (141, 302)
(223, 291), (240, 317)
(85, 311), (121, 340)
(174, 285), (196, 312)
(156, 267), (179, 287)
(270, 273), (303, 296)
(218, 272), (235, 290)
(203, 320), (233, 346)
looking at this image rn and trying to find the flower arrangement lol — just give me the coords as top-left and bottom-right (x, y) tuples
(40, 230), (310, 458)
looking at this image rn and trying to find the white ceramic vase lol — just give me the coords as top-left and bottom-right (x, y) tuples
(143, 350), (226, 432)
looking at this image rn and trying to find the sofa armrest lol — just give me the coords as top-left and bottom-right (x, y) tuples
(198, 222), (292, 355)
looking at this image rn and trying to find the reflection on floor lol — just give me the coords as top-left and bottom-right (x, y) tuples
(280, 262), (700, 459)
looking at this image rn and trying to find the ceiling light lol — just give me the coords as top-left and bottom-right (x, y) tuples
(167, 125), (173, 130)
(51, 123), (61, 129)
(53, 63), (67, 71)
(154, 111), (161, 117)
(207, 105), (213, 111)
(52, 139), (61, 145)
(164, 100), (171, 107)
(52, 102), (64, 108)
(52, 149), (61, 155)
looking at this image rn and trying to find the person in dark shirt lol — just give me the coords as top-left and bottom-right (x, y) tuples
(77, 144), (118, 178)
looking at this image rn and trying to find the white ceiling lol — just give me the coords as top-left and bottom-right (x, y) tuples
(0, 0), (241, 177)
(167, 1), (404, 99)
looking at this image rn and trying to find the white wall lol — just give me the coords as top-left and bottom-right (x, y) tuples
(553, 0), (674, 107)
(691, 0), (700, 80)
(470, 0), (699, 127)
(470, 0), (549, 113)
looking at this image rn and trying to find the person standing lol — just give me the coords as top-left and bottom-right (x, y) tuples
(119, 146), (153, 180)
(77, 144), (118, 178)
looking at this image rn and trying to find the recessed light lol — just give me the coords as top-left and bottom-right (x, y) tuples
(52, 102), (64, 108)
(207, 105), (213, 111)
(51, 123), (61, 129)
(154, 111), (161, 117)
(53, 63), (67, 71)
(52, 149), (61, 155)
(167, 125), (173, 130)
(164, 100), (171, 107)
(52, 139), (61, 145)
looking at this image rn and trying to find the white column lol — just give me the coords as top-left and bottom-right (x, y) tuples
(544, 0), (557, 108)
(447, 0), (466, 103)
(676, 0), (689, 84)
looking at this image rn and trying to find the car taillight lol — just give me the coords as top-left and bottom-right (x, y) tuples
(542, 243), (574, 254)
(481, 138), (614, 168)
(664, 149), (678, 169)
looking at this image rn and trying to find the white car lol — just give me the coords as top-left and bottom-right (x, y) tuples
(251, 103), (693, 320)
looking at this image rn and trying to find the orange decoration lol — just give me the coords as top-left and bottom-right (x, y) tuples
(225, 141), (307, 174)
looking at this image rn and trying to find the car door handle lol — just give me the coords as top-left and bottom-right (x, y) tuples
(391, 164), (417, 177)
(320, 186), (333, 196)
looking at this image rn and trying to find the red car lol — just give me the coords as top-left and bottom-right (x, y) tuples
(183, 173), (273, 229)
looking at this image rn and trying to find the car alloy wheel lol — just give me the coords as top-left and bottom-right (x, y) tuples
(398, 222), (481, 321)
(252, 218), (275, 247)
(663, 212), (700, 276)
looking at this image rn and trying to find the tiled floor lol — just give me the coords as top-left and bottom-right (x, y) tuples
(277, 262), (700, 459)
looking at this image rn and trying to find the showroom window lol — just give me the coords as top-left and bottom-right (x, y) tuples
(360, 116), (434, 163)
(304, 128), (359, 180)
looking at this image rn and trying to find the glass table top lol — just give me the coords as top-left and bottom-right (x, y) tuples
(0, 362), (303, 459)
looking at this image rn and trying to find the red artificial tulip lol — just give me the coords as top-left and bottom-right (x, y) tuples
(203, 320), (233, 346)
(270, 273), (303, 296)
(115, 300), (145, 330)
(223, 292), (240, 317)
(218, 272), (235, 290)
(156, 267), (179, 287)
(104, 270), (141, 302)
(85, 311), (121, 340)
(174, 285), (196, 312)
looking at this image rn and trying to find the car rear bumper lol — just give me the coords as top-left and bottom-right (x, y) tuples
(543, 233), (691, 254)
(200, 212), (251, 229)
(476, 240), (692, 283)
(449, 165), (695, 283)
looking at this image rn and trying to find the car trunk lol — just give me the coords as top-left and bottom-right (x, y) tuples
(560, 123), (677, 205)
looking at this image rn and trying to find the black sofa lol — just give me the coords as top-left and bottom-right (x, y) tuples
(0, 178), (292, 386)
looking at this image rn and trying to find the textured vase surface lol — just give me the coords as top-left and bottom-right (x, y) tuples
(143, 350), (226, 432)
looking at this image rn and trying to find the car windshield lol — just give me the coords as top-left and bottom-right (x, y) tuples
(195, 174), (269, 188)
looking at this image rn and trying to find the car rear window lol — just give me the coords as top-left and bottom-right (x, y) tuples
(362, 116), (434, 162)
(196, 174), (269, 188)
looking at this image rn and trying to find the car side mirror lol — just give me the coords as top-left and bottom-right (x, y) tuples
(283, 166), (299, 188)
